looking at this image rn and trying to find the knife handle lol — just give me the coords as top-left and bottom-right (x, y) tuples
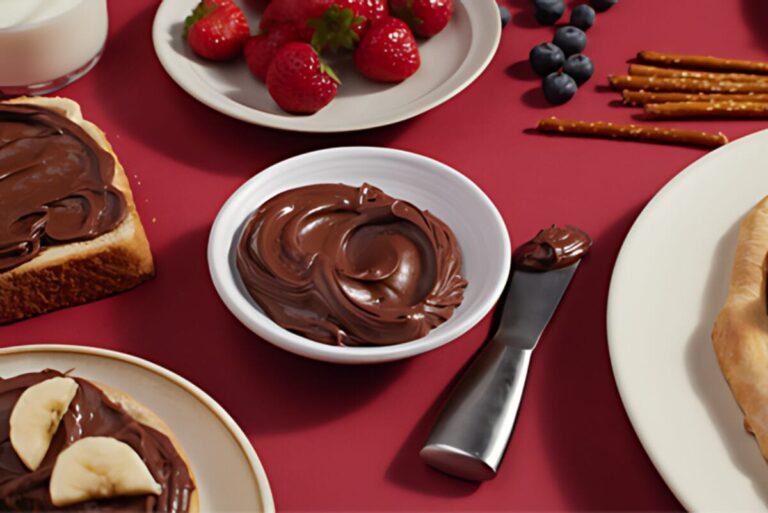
(420, 340), (531, 481)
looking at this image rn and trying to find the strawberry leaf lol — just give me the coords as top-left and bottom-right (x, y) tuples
(183, 0), (217, 39)
(308, 4), (365, 54)
(320, 60), (341, 84)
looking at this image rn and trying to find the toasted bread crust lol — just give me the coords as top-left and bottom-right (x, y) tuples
(0, 97), (153, 324)
(712, 195), (768, 458)
(0, 235), (152, 323)
(96, 382), (199, 513)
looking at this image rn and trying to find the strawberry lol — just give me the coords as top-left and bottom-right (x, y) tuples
(244, 26), (299, 82)
(307, 4), (365, 52)
(266, 42), (340, 114)
(390, 0), (453, 38)
(260, 0), (334, 41)
(354, 16), (420, 82)
(342, 0), (389, 24)
(184, 0), (251, 60)
(334, 0), (389, 35)
(261, 0), (387, 51)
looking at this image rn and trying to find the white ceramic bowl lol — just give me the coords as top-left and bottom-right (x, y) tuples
(208, 147), (510, 364)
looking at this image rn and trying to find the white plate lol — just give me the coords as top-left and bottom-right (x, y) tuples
(607, 129), (768, 511)
(208, 147), (511, 364)
(0, 344), (274, 513)
(152, 0), (500, 132)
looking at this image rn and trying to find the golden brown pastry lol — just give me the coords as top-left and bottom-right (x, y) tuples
(713, 195), (768, 457)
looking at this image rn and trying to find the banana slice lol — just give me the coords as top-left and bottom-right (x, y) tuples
(9, 376), (79, 470)
(50, 436), (162, 507)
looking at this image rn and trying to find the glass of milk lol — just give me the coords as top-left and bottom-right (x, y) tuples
(0, 0), (108, 96)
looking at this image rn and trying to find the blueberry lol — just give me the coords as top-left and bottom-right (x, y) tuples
(570, 4), (595, 30)
(563, 54), (593, 85)
(590, 0), (617, 12)
(529, 43), (566, 77)
(499, 5), (511, 28)
(543, 72), (578, 105)
(533, 0), (565, 25)
(553, 25), (587, 56)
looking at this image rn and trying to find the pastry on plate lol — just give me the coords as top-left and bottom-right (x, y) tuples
(0, 369), (197, 511)
(0, 96), (153, 324)
(713, 195), (768, 457)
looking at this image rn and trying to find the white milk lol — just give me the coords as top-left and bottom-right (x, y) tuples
(0, 0), (108, 92)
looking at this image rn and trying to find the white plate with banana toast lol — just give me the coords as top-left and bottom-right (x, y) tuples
(608, 129), (768, 510)
(0, 344), (274, 512)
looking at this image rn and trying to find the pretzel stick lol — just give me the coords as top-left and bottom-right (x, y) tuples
(622, 90), (768, 105)
(645, 101), (768, 119)
(609, 75), (768, 93)
(629, 64), (768, 83)
(637, 51), (768, 74)
(536, 117), (728, 148)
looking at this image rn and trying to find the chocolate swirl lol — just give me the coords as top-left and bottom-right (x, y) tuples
(0, 370), (194, 512)
(236, 183), (468, 346)
(513, 225), (592, 271)
(0, 104), (127, 272)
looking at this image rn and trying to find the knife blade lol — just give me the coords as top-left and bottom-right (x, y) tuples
(419, 262), (580, 482)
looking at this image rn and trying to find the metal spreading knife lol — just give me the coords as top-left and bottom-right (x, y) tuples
(420, 225), (592, 482)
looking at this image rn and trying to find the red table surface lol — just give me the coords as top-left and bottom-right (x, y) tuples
(2, 0), (767, 510)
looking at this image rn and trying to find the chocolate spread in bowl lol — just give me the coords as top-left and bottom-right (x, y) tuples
(236, 183), (468, 346)
(0, 370), (194, 512)
(0, 104), (127, 272)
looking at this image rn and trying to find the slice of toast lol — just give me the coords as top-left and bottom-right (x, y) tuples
(0, 97), (154, 324)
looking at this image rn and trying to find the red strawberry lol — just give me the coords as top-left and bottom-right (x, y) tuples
(342, 0), (388, 24)
(354, 16), (420, 82)
(390, 0), (453, 38)
(260, 0), (334, 41)
(185, 0), (251, 60)
(266, 42), (339, 114)
(262, 0), (387, 51)
(244, 26), (299, 82)
(307, 4), (366, 52)
(334, 0), (389, 35)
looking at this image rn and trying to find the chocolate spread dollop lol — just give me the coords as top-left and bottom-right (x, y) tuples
(0, 104), (127, 272)
(0, 370), (194, 512)
(236, 183), (468, 346)
(513, 225), (592, 271)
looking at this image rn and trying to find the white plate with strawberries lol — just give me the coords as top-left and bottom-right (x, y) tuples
(152, 0), (500, 132)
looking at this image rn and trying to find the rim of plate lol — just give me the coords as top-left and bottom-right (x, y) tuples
(606, 129), (768, 511)
(208, 146), (511, 363)
(151, 0), (501, 133)
(0, 344), (275, 513)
